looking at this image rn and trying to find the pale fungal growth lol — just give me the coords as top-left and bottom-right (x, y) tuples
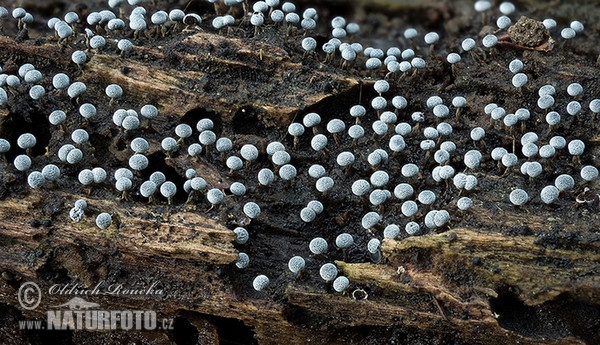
(272, 151), (290, 166)
(309, 237), (328, 255)
(122, 116), (140, 131)
(522, 142), (539, 159)
(367, 238), (381, 255)
(496, 15), (512, 29)
(240, 144), (259, 165)
(389, 135), (406, 153)
(130, 137), (149, 154)
(401, 200), (418, 217)
(370, 170), (389, 187)
(437, 123), (453, 138)
(303, 113), (321, 133)
(555, 174), (575, 192)
(243, 202), (261, 219)
(540, 185), (560, 204)
(71, 129), (89, 145)
(367, 149), (388, 167)
(129, 154), (149, 171)
(279, 164), (297, 181)
(392, 96), (408, 113)
(446, 53), (461, 74)
(561, 28), (576, 40)
(288, 256), (305, 275)
(464, 150), (483, 170)
(440, 141), (456, 153)
(67, 81), (87, 100)
(79, 103), (97, 121)
(570, 20), (584, 33)
(24, 70), (42, 83)
(105, 84), (123, 105)
(207, 188), (225, 207)
(0, 138), (10, 154)
(17, 133), (36, 152)
(141, 104), (158, 121)
(424, 127), (439, 140)
(252, 275), (270, 291)
(461, 38), (476, 52)
(58, 144), (75, 162)
(457, 197), (473, 211)
(538, 95), (555, 110)
(335, 233), (354, 249)
(539, 145), (556, 159)
(424, 32), (439, 55)
(316, 176), (334, 193)
(327, 119), (346, 144)
(89, 35), (106, 50)
(311, 134), (328, 153)
(41, 164), (60, 181)
(27, 171), (45, 189)
(117, 39), (133, 56)
(216, 138), (233, 155)
(300, 207), (316, 223)
(509, 59), (523, 74)
(371, 96), (387, 114)
(374, 80), (389, 95)
(301, 37), (317, 57)
(542, 18), (557, 30)
(107, 18), (125, 31)
(368, 191), (391, 210)
(149, 171), (166, 186)
(0, 88), (7, 106)
(382, 224), (399, 239)
(509, 189), (529, 206)
(434, 210), (451, 228)
(568, 139), (585, 164)
(349, 105), (366, 123)
(71, 50), (87, 68)
(139, 181), (157, 201)
(351, 179), (371, 197)
(306, 201), (323, 216)
(434, 150), (450, 165)
(95, 213), (112, 230)
(287, 122), (305, 149)
(250, 11), (264, 36)
(233, 227), (249, 244)
(563, 102), (580, 119)
(482, 34), (498, 48)
(580, 166), (599, 182)
(332, 276), (350, 293)
(567, 83), (583, 97)
(550, 136), (566, 150)
(401, 164), (419, 178)
(365, 57), (382, 70)
(319, 263), (338, 282)
(226, 156), (243, 173)
(175, 124), (192, 143)
(433, 104), (450, 119)
(66, 148), (83, 164)
(418, 190), (436, 205)
(69, 207), (84, 222)
(159, 181), (177, 205)
(512, 73), (528, 89)
(362, 211), (381, 230)
(226, 181), (245, 196)
(115, 177), (133, 200)
(405, 221), (420, 236)
(235, 253), (249, 269)
(394, 183), (414, 201)
(336, 151), (355, 168)
(161, 137), (178, 157)
(258, 168), (275, 186)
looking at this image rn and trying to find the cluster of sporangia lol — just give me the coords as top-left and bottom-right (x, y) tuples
(0, 0), (595, 296)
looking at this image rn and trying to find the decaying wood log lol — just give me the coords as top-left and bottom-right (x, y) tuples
(0, 1), (599, 344)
